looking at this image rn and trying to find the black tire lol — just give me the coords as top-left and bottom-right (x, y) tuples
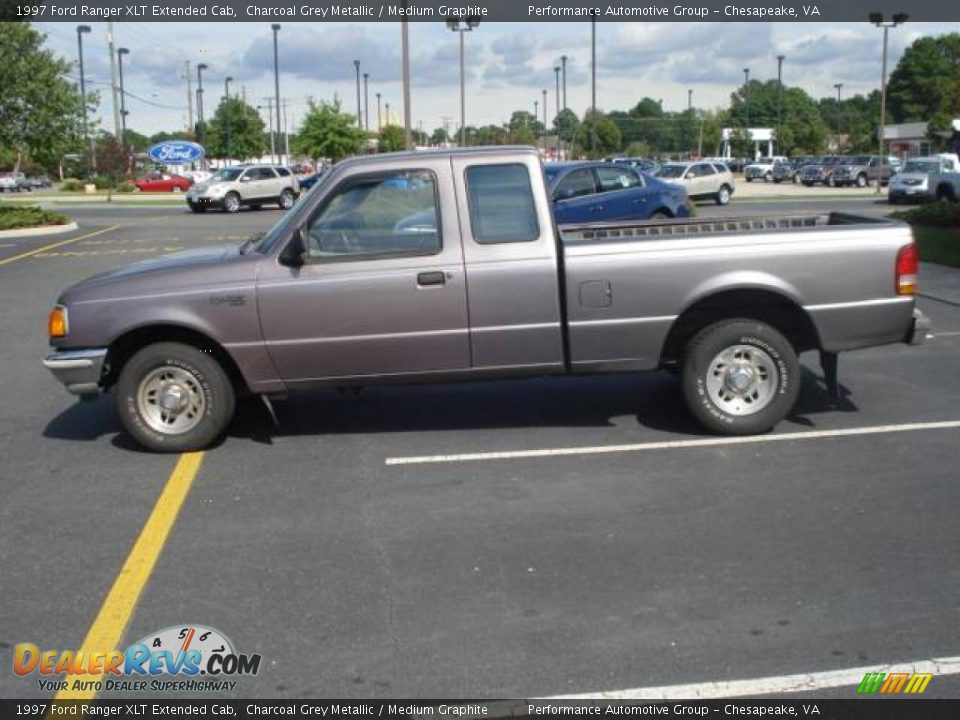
(278, 188), (295, 210)
(649, 210), (671, 220)
(715, 185), (732, 206)
(223, 191), (241, 213)
(681, 319), (800, 436)
(115, 342), (235, 452)
(936, 185), (956, 203)
(188, 201), (206, 214)
(856, 174), (867, 188)
(764, 171), (773, 183)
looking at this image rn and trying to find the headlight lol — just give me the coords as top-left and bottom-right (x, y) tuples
(207, 184), (227, 196)
(48, 305), (68, 338)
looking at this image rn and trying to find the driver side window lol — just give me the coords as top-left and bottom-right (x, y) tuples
(305, 170), (440, 260)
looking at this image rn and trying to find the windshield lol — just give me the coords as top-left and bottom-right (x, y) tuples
(210, 168), (243, 183)
(902, 160), (939, 174)
(655, 165), (686, 179)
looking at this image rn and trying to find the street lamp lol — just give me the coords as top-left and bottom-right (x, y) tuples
(224, 76), (234, 164)
(554, 66), (561, 119)
(870, 11), (907, 194)
(363, 72), (370, 132)
(117, 48), (129, 150)
(688, 89), (693, 112)
(776, 55), (785, 154)
(271, 24), (282, 163)
(385, 102), (390, 126)
(834, 82), (843, 102)
(353, 60), (362, 129)
(560, 55), (568, 110)
(196, 63), (208, 146)
(743, 67), (750, 128)
(76, 25), (95, 173)
(447, 16), (480, 147)
(376, 93), (382, 132)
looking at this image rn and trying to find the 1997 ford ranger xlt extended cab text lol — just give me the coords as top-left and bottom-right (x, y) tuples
(44, 147), (929, 452)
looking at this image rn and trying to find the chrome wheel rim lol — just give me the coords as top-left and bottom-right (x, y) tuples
(719, 188), (729, 204)
(705, 344), (779, 416)
(225, 195), (239, 212)
(281, 192), (293, 209)
(137, 365), (206, 435)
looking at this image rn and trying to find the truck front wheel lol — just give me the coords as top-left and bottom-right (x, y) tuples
(115, 342), (236, 452)
(681, 320), (800, 435)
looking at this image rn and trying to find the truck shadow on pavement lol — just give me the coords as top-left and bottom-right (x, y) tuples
(42, 363), (859, 451)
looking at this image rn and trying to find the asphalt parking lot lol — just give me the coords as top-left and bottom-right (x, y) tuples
(1, 198), (958, 700)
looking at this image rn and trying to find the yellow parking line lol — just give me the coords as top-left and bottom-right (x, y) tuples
(0, 225), (121, 266)
(54, 452), (205, 701)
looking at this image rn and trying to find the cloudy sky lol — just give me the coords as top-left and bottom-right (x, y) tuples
(34, 20), (955, 138)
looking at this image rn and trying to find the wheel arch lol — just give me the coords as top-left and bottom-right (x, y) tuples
(659, 286), (822, 366)
(104, 323), (249, 395)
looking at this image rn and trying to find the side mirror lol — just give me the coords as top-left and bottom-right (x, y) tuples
(240, 175), (251, 183)
(279, 226), (307, 268)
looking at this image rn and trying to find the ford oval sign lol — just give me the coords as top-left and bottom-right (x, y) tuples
(147, 141), (204, 164)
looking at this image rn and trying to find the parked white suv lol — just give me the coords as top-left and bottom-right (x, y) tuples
(655, 161), (735, 205)
(186, 165), (299, 213)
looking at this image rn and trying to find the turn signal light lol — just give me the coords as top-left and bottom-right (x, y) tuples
(895, 243), (918, 295)
(48, 306), (68, 338)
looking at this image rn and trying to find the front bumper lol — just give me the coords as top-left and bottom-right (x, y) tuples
(889, 187), (930, 201)
(186, 195), (225, 208)
(43, 348), (108, 396)
(908, 309), (931, 345)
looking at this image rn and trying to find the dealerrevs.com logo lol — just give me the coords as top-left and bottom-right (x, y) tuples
(13, 625), (261, 693)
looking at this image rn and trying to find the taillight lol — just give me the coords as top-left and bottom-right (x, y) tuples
(895, 243), (918, 295)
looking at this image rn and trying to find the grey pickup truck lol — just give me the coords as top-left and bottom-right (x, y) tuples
(44, 147), (928, 452)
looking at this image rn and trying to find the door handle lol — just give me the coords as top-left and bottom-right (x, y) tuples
(589, 205), (604, 212)
(417, 271), (446, 286)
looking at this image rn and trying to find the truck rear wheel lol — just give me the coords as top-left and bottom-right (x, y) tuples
(115, 342), (235, 452)
(681, 320), (800, 435)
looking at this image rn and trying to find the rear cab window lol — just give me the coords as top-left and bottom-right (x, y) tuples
(465, 164), (540, 244)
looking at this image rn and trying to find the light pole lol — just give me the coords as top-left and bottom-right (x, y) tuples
(76, 25), (95, 173)
(870, 12), (908, 194)
(353, 60), (362, 129)
(224, 76), (234, 164)
(376, 92), (382, 132)
(743, 67), (750, 128)
(688, 89), (693, 112)
(834, 82), (843, 103)
(776, 55), (785, 154)
(385, 102), (390, 126)
(196, 63), (208, 146)
(447, 17), (480, 147)
(401, 6), (412, 149)
(534, 99), (539, 147)
(554, 66), (561, 118)
(271, 24), (282, 163)
(117, 47), (129, 150)
(560, 55), (568, 110)
(363, 72), (370, 132)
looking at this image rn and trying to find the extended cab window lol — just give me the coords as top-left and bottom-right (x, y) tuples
(596, 166), (642, 192)
(305, 170), (440, 259)
(465, 164), (539, 244)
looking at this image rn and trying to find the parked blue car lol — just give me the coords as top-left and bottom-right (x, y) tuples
(544, 162), (691, 225)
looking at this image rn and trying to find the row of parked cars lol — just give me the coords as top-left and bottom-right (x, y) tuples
(0, 172), (53, 192)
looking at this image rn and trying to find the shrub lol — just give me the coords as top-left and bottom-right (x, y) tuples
(0, 204), (70, 231)
(891, 202), (960, 228)
(116, 181), (136, 193)
(60, 178), (85, 191)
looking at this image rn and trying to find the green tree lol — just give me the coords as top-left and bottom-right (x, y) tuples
(0, 22), (87, 171)
(575, 111), (622, 159)
(293, 98), (367, 163)
(378, 125), (406, 152)
(149, 130), (194, 144)
(629, 97), (664, 118)
(122, 129), (150, 153)
(430, 127), (449, 146)
(730, 80), (828, 155)
(887, 34), (960, 122)
(205, 97), (267, 161)
(553, 108), (580, 145)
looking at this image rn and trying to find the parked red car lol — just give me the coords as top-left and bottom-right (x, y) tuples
(134, 173), (192, 192)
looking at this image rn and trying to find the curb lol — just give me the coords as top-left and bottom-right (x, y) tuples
(0, 221), (79, 239)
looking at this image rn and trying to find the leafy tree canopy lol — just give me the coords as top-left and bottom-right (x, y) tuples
(293, 98), (367, 163)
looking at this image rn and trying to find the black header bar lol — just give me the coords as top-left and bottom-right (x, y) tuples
(2, 0), (958, 23)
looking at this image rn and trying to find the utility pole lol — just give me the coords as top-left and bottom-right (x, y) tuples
(117, 47), (129, 149)
(106, 22), (122, 139)
(554, 65), (560, 119)
(401, 5), (412, 149)
(283, 100), (290, 163)
(591, 18), (597, 155)
(870, 12), (907, 195)
(560, 55), (568, 110)
(183, 61), (194, 134)
(272, 24), (282, 165)
(363, 73), (370, 132)
(776, 55), (785, 153)
(353, 60), (362, 129)
(688, 89), (693, 112)
(376, 92), (382, 132)
(76, 25), (95, 173)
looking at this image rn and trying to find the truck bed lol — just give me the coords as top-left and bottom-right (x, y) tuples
(559, 212), (894, 244)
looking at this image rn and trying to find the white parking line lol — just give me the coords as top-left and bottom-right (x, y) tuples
(545, 655), (960, 700)
(934, 331), (960, 338)
(384, 420), (960, 466)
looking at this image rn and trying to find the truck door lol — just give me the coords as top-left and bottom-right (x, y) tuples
(256, 160), (470, 383)
(450, 154), (565, 372)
